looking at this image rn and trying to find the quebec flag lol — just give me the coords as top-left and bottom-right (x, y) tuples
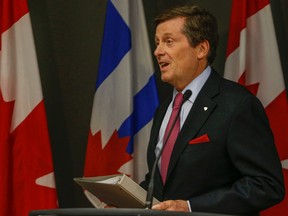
(84, 0), (158, 192)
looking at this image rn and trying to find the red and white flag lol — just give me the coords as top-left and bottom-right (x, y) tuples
(224, 0), (288, 215)
(0, 0), (58, 215)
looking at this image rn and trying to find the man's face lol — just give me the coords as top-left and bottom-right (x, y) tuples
(154, 17), (202, 91)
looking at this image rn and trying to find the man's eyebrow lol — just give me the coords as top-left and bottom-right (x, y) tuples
(155, 32), (174, 39)
(162, 32), (174, 37)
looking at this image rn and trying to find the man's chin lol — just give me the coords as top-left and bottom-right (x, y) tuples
(160, 73), (171, 82)
(160, 78), (174, 88)
(160, 76), (170, 84)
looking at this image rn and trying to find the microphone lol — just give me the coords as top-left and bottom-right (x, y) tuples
(144, 89), (192, 209)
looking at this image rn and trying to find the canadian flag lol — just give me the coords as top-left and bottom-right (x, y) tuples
(224, 0), (288, 215)
(0, 0), (58, 215)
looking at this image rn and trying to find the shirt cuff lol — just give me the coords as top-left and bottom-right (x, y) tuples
(187, 200), (192, 212)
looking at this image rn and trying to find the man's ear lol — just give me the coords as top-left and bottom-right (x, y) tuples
(197, 40), (210, 60)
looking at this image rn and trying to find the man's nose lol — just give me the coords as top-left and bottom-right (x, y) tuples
(154, 44), (164, 57)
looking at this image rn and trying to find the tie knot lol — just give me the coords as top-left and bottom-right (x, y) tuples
(173, 93), (183, 109)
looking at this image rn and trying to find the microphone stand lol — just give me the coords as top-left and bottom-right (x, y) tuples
(144, 90), (192, 209)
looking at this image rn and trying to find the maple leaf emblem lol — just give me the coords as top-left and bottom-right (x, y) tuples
(84, 129), (133, 177)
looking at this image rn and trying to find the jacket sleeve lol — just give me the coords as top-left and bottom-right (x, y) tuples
(189, 95), (285, 215)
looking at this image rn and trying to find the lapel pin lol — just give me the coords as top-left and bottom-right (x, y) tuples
(204, 107), (208, 111)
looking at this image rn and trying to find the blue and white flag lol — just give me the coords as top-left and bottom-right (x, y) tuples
(84, 0), (159, 184)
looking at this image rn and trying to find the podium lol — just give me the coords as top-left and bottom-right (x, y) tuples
(29, 208), (241, 216)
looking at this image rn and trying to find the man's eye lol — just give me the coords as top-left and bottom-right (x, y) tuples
(166, 39), (173, 44)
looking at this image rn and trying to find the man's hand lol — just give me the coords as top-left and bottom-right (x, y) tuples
(152, 200), (189, 212)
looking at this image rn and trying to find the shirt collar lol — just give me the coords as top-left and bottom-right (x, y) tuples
(172, 66), (211, 104)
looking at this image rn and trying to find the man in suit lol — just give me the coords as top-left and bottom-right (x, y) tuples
(140, 5), (284, 215)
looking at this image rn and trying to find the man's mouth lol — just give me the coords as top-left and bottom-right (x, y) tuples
(159, 62), (169, 69)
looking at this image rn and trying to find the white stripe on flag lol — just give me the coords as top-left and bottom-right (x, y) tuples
(245, 5), (284, 106)
(1, 14), (43, 131)
(225, 5), (284, 107)
(91, 52), (134, 146)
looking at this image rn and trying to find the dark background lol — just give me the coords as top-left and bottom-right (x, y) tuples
(28, 0), (288, 208)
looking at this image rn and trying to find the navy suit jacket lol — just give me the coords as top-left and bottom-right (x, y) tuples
(141, 70), (284, 215)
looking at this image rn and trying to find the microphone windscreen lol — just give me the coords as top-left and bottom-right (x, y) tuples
(183, 90), (192, 101)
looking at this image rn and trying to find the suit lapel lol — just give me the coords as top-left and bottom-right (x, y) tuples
(166, 70), (221, 182)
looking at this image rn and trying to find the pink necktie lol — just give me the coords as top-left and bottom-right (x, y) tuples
(161, 93), (183, 184)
